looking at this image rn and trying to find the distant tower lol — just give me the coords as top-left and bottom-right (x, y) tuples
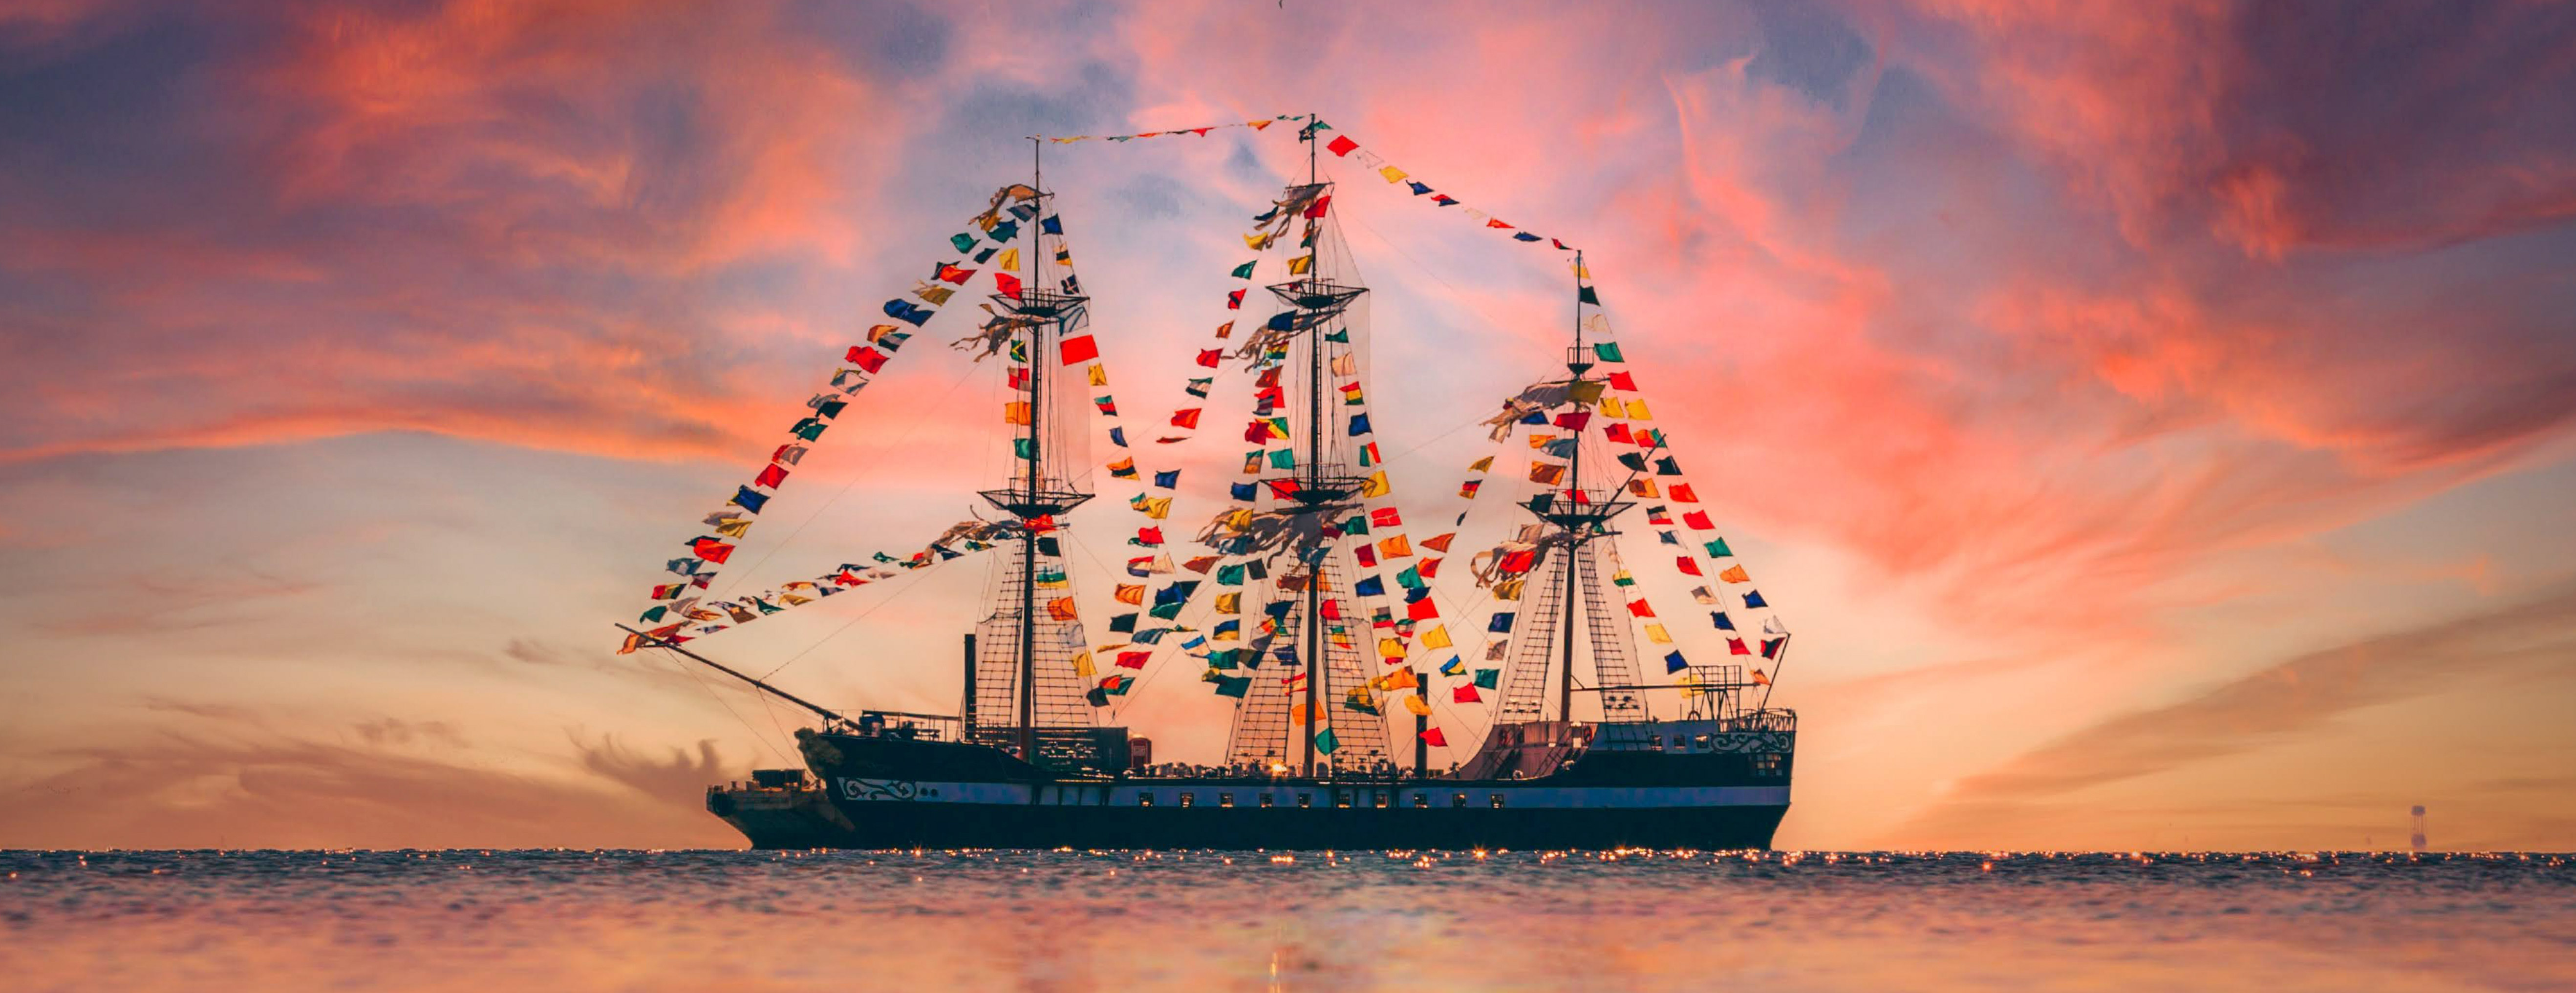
(2410, 804), (2428, 853)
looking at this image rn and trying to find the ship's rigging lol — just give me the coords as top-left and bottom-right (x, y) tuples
(615, 113), (1801, 777)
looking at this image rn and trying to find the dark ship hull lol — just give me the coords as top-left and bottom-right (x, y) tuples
(708, 719), (1795, 850)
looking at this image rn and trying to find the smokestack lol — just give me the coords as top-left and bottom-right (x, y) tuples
(962, 633), (978, 737)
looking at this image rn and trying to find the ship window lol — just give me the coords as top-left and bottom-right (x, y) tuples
(1373, 792), (1389, 808)
(1753, 753), (1784, 777)
(1261, 794), (1275, 808)
(1490, 793), (1505, 808)
(1138, 792), (1154, 807)
(1335, 790), (1353, 809)
(1297, 793), (1312, 808)
(1452, 793), (1468, 808)
(1180, 792), (1195, 808)
(1412, 793), (1428, 808)
(1219, 793), (1235, 808)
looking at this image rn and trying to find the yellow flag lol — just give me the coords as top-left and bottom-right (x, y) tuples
(1377, 535), (1412, 559)
(1048, 597), (1079, 620)
(1527, 433), (1554, 449)
(1469, 455), (1495, 472)
(1144, 497), (1172, 520)
(1073, 651), (1095, 678)
(1421, 626), (1452, 650)
(1245, 232), (1274, 250)
(1286, 255), (1313, 275)
(1377, 637), (1406, 658)
(1599, 398), (1627, 417)
(1087, 363), (1108, 387)
(1569, 380), (1607, 404)
(1574, 260), (1590, 279)
(713, 517), (752, 538)
(1115, 584), (1146, 605)
(1403, 694), (1432, 716)
(1216, 592), (1242, 613)
(914, 283), (955, 305)
(1645, 623), (1672, 644)
(996, 248), (1020, 272)
(1384, 668), (1417, 690)
(1004, 401), (1032, 425)
(1361, 470), (1390, 498)
(1494, 578), (1524, 601)
(1629, 479), (1659, 498)
(1379, 166), (1409, 184)
(779, 592), (813, 606)
(1628, 400), (1652, 421)
(1719, 564), (1751, 583)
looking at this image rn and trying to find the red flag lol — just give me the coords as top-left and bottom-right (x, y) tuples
(1453, 685), (1481, 703)
(1116, 651), (1150, 670)
(691, 538), (734, 564)
(1417, 557), (1441, 579)
(754, 463), (788, 488)
(1058, 334), (1100, 365)
(1304, 194), (1333, 218)
(1684, 511), (1715, 530)
(936, 263), (976, 284)
(1406, 599), (1439, 621)
(1419, 727), (1448, 747)
(1171, 408), (1202, 429)
(1135, 527), (1164, 546)
(1197, 349), (1223, 368)
(1628, 599), (1656, 617)
(845, 346), (889, 373)
(1730, 638), (1752, 655)
(1370, 507), (1403, 527)
(1421, 533), (1455, 552)
(1226, 288), (1245, 310)
(992, 271), (1024, 299)
(1669, 484), (1699, 503)
(1607, 371), (1637, 391)
(1674, 556), (1702, 576)
(1326, 135), (1358, 157)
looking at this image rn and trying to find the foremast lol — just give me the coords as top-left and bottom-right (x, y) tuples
(971, 139), (1095, 761)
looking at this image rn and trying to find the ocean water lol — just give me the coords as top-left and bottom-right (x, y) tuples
(2, 849), (2570, 992)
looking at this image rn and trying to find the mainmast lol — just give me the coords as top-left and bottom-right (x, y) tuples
(1300, 116), (1324, 775)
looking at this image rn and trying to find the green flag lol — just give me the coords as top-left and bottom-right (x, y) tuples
(1231, 261), (1255, 278)
(1704, 537), (1733, 558)
(1313, 727), (1340, 754)
(1578, 285), (1600, 306)
(1593, 341), (1623, 362)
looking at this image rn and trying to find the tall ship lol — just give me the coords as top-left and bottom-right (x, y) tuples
(620, 116), (1801, 849)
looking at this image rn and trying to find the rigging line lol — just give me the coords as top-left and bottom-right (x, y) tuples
(656, 645), (793, 763)
(757, 546), (978, 682)
(708, 360), (987, 603)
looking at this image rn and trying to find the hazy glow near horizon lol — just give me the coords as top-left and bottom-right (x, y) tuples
(3, 0), (2573, 851)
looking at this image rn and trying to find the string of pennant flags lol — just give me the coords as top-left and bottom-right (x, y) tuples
(1041, 114), (1584, 254)
(619, 186), (1044, 652)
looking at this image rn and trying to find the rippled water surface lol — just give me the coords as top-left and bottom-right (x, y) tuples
(3, 849), (2571, 991)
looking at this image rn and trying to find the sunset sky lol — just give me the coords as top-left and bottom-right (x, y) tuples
(4, 0), (2573, 851)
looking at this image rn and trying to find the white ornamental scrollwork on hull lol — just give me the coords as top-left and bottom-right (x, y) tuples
(1701, 732), (1795, 755)
(838, 777), (922, 802)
